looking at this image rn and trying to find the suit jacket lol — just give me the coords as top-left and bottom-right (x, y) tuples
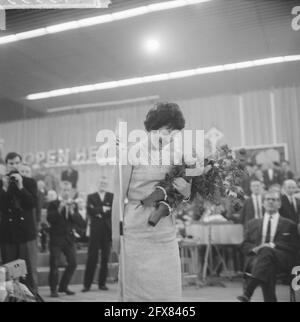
(280, 195), (300, 224)
(262, 169), (282, 188)
(47, 200), (86, 246)
(242, 216), (299, 257)
(240, 196), (265, 225)
(87, 192), (113, 240)
(240, 172), (251, 197)
(61, 169), (78, 189)
(0, 177), (38, 243)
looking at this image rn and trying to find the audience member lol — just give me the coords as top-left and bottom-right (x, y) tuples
(47, 181), (86, 298)
(280, 180), (300, 224)
(19, 163), (33, 178)
(61, 161), (79, 189)
(263, 162), (283, 189)
(281, 160), (294, 181)
(33, 163), (47, 182)
(44, 168), (60, 192)
(240, 180), (264, 225)
(238, 190), (299, 302)
(295, 178), (300, 199)
(83, 175), (113, 293)
(0, 152), (38, 293)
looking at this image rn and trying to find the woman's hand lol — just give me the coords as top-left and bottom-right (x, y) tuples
(173, 178), (191, 200)
(203, 164), (212, 174)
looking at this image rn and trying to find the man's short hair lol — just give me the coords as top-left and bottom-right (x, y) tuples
(262, 190), (281, 201)
(5, 152), (22, 163)
(283, 179), (297, 187)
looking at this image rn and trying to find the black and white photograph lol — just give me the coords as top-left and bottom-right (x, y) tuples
(0, 0), (300, 305)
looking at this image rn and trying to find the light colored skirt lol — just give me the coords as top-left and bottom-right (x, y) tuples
(118, 202), (182, 302)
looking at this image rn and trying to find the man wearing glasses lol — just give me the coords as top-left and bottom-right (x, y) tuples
(238, 190), (299, 302)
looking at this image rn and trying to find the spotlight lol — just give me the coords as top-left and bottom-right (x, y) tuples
(144, 38), (160, 54)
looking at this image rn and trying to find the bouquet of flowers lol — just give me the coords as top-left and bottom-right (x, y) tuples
(142, 145), (246, 226)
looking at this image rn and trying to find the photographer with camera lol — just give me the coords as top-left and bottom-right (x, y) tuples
(47, 181), (86, 298)
(0, 152), (38, 293)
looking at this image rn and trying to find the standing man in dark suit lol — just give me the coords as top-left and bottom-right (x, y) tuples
(240, 180), (264, 225)
(47, 181), (86, 298)
(0, 152), (38, 293)
(280, 180), (300, 224)
(82, 175), (113, 292)
(238, 190), (299, 302)
(263, 162), (283, 189)
(61, 161), (79, 189)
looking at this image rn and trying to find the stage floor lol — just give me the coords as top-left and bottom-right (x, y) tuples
(38, 281), (298, 302)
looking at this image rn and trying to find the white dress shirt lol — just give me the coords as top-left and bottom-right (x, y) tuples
(252, 194), (263, 219)
(262, 212), (280, 244)
(98, 192), (106, 202)
(268, 168), (274, 181)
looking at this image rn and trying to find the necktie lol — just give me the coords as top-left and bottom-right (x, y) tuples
(65, 206), (69, 220)
(265, 216), (272, 243)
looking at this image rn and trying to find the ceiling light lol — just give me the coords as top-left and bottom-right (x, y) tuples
(0, 0), (213, 45)
(16, 28), (47, 40)
(144, 38), (161, 53)
(26, 55), (300, 100)
(46, 21), (80, 34)
(111, 7), (149, 20)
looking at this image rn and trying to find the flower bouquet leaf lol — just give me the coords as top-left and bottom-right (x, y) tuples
(143, 145), (246, 226)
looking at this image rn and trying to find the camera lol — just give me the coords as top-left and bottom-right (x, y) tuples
(8, 170), (19, 185)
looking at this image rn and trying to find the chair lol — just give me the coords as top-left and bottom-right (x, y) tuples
(276, 272), (296, 302)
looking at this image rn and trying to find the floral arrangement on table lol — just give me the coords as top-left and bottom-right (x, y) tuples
(141, 145), (246, 227)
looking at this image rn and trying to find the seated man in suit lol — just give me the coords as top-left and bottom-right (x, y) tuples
(280, 180), (300, 224)
(47, 181), (86, 298)
(82, 175), (113, 292)
(238, 190), (299, 302)
(240, 180), (264, 225)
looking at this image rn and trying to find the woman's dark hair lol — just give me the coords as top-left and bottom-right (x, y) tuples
(144, 102), (185, 132)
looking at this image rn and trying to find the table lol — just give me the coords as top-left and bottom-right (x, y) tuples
(186, 223), (244, 245)
(182, 223), (244, 282)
